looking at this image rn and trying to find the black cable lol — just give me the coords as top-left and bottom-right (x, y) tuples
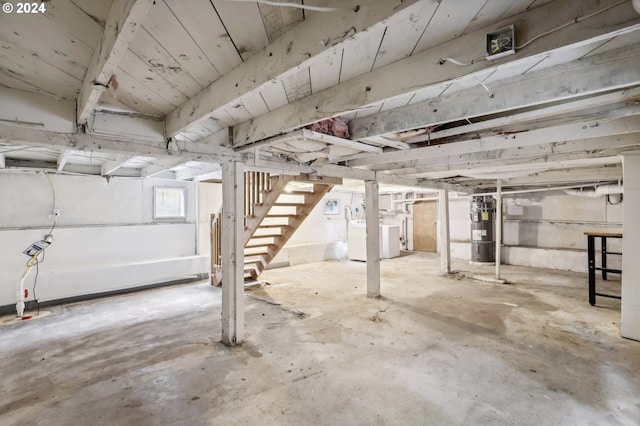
(607, 194), (623, 205)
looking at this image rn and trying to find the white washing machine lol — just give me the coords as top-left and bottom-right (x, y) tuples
(348, 220), (367, 261)
(348, 221), (400, 261)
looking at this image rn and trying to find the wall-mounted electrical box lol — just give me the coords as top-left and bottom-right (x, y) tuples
(23, 240), (51, 257)
(486, 25), (515, 60)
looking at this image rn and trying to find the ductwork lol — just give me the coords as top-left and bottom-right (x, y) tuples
(563, 184), (623, 198)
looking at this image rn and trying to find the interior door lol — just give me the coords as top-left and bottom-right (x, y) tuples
(413, 201), (437, 252)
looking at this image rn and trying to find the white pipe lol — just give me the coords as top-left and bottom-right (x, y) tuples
(389, 182), (620, 202)
(473, 182), (619, 197)
(563, 184), (624, 197)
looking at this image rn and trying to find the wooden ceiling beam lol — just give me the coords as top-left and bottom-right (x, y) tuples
(57, 149), (72, 172)
(350, 45), (640, 141)
(101, 154), (136, 176)
(387, 134), (640, 176)
(77, 0), (154, 125)
(233, 0), (640, 145)
(164, 0), (421, 137)
(0, 123), (241, 164)
(348, 114), (640, 170)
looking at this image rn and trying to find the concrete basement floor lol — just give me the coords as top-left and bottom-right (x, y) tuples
(1, 252), (639, 426)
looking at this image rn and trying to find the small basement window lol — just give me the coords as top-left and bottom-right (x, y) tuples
(154, 187), (186, 219)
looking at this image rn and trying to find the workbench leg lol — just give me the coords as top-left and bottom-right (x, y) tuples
(601, 236), (608, 280)
(588, 235), (596, 306)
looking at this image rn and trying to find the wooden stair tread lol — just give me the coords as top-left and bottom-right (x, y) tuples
(244, 249), (270, 254)
(245, 242), (275, 248)
(214, 175), (334, 284)
(285, 190), (314, 195)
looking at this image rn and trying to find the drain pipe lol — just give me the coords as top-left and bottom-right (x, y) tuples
(563, 184), (623, 197)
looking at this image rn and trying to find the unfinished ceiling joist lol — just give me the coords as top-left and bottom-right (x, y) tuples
(175, 164), (222, 181)
(57, 150), (72, 172)
(77, 0), (154, 125)
(164, 0), (421, 136)
(402, 87), (640, 144)
(244, 156), (467, 191)
(350, 114), (640, 169)
(350, 44), (640, 140)
(0, 123), (241, 165)
(235, 128), (382, 153)
(101, 154), (136, 176)
(233, 0), (640, 145)
(141, 159), (189, 178)
(389, 134), (640, 176)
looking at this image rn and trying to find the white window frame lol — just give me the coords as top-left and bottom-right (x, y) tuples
(153, 187), (187, 220)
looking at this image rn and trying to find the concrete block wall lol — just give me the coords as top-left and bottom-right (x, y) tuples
(448, 191), (623, 273)
(0, 172), (206, 311)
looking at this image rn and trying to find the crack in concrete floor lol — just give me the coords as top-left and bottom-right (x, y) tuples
(1, 252), (638, 425)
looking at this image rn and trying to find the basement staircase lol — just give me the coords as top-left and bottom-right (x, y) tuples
(210, 172), (337, 286)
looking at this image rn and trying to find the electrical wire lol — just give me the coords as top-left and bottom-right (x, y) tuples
(440, 57), (486, 66)
(471, 76), (491, 95)
(45, 172), (57, 212)
(516, 0), (628, 50)
(223, 0), (341, 12)
(441, 0), (628, 67)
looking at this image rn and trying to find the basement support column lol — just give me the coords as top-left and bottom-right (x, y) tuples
(365, 180), (380, 298)
(495, 179), (502, 280)
(439, 189), (451, 274)
(221, 160), (244, 345)
(621, 152), (640, 341)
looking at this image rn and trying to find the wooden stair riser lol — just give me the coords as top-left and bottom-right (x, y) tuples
(211, 172), (335, 285)
(247, 183), (334, 280)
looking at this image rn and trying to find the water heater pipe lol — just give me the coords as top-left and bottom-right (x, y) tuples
(563, 184), (623, 197)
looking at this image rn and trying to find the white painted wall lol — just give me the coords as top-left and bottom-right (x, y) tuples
(0, 172), (206, 309)
(447, 191), (623, 273)
(196, 182), (354, 267)
(271, 191), (353, 266)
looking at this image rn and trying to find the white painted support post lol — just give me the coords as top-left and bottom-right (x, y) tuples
(621, 152), (640, 341)
(365, 180), (381, 298)
(221, 161), (244, 345)
(495, 179), (502, 280)
(439, 189), (451, 274)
